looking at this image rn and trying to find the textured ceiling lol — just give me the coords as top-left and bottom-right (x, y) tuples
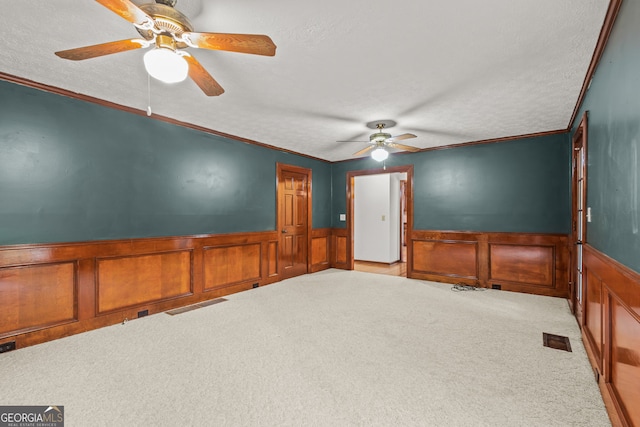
(0, 0), (610, 161)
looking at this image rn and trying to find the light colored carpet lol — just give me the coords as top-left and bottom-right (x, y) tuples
(1, 269), (609, 426)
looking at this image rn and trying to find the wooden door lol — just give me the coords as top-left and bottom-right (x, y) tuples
(277, 164), (311, 279)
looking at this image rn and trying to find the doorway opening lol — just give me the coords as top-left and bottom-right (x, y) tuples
(347, 165), (413, 278)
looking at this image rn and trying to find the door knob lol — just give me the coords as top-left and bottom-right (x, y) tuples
(281, 229), (288, 233)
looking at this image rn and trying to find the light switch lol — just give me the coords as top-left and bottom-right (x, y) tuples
(381, 215), (386, 221)
(339, 214), (346, 221)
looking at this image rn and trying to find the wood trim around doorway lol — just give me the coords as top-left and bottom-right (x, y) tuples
(346, 165), (414, 277)
(571, 112), (588, 322)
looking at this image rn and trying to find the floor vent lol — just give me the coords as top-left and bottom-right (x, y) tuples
(0, 341), (16, 353)
(166, 298), (228, 316)
(543, 332), (572, 352)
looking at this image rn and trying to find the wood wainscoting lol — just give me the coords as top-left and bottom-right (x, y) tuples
(410, 230), (570, 298)
(582, 245), (640, 427)
(0, 229), (332, 350)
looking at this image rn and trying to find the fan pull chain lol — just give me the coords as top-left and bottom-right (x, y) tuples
(146, 73), (152, 116)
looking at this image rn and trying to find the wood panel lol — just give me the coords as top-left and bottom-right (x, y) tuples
(0, 262), (76, 337)
(267, 240), (278, 278)
(311, 228), (331, 273)
(582, 244), (640, 427)
(336, 236), (347, 264)
(97, 251), (192, 314)
(489, 244), (554, 287)
(610, 297), (640, 425)
(203, 243), (261, 290)
(311, 237), (328, 264)
(331, 228), (349, 269)
(410, 231), (569, 297)
(584, 268), (603, 368)
(413, 240), (478, 280)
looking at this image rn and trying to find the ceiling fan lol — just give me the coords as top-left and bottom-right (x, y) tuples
(54, 0), (277, 96)
(339, 121), (421, 161)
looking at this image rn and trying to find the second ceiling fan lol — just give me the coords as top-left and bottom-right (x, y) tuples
(339, 122), (421, 161)
(55, 0), (277, 96)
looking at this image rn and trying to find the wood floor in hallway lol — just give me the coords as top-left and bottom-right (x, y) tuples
(354, 260), (407, 277)
(354, 246), (407, 277)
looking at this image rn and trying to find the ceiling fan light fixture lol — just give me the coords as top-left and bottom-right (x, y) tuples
(371, 147), (389, 162)
(143, 47), (188, 83)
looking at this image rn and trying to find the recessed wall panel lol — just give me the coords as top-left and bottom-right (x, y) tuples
(204, 243), (261, 290)
(267, 241), (278, 277)
(97, 251), (192, 314)
(490, 244), (554, 287)
(610, 297), (640, 424)
(413, 240), (478, 279)
(336, 236), (347, 264)
(312, 237), (329, 265)
(0, 262), (76, 336)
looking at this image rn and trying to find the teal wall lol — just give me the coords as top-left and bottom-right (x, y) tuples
(0, 55), (585, 246)
(571, 0), (640, 273)
(0, 80), (331, 245)
(332, 133), (571, 234)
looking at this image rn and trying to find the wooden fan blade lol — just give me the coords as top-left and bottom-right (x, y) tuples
(95, 0), (154, 26)
(55, 39), (145, 60)
(388, 133), (417, 142)
(183, 55), (225, 96)
(185, 32), (276, 56)
(388, 143), (421, 152)
(353, 145), (375, 156)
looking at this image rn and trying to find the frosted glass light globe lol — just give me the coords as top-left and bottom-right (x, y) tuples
(143, 48), (188, 83)
(371, 147), (389, 162)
